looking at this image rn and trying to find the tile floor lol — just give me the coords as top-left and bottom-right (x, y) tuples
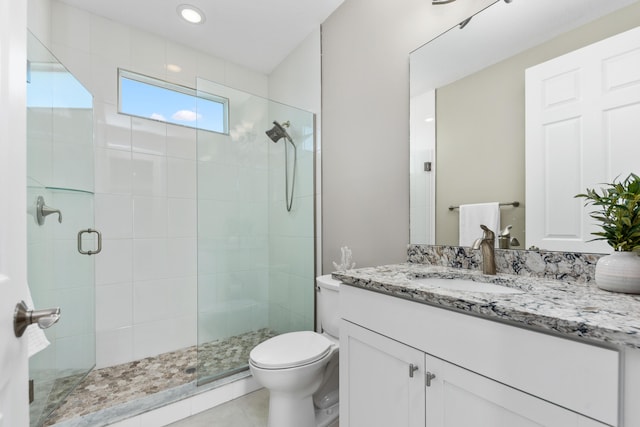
(167, 388), (269, 427)
(43, 329), (275, 426)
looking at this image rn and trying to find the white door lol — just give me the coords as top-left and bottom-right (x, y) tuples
(0, 0), (29, 426)
(526, 26), (640, 253)
(425, 355), (608, 427)
(340, 320), (425, 427)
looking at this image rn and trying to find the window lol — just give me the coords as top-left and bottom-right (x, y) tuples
(118, 69), (228, 134)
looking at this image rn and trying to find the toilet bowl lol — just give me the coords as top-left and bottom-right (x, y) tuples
(249, 275), (341, 427)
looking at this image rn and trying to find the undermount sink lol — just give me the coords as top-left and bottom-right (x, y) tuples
(412, 277), (524, 294)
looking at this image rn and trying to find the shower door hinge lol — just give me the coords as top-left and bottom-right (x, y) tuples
(29, 379), (34, 404)
(424, 162), (432, 172)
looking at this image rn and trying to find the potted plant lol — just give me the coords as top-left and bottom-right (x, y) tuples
(576, 173), (640, 293)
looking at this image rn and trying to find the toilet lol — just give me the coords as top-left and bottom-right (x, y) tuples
(249, 275), (341, 427)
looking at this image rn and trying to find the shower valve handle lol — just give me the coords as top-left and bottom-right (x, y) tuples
(36, 196), (62, 225)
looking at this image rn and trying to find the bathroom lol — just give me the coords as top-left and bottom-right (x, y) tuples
(2, 0), (640, 426)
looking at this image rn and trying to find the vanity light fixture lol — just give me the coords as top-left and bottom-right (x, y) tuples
(177, 4), (206, 24)
(456, 0), (512, 28)
(459, 17), (472, 29)
(434, 0), (511, 4)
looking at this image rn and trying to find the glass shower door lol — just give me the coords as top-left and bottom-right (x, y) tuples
(26, 32), (96, 427)
(196, 78), (316, 385)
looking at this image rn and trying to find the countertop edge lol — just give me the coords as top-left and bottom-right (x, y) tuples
(333, 264), (640, 350)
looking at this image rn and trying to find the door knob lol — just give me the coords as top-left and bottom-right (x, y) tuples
(14, 300), (61, 337)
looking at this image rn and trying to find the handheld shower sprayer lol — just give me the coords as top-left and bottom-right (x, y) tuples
(265, 120), (297, 212)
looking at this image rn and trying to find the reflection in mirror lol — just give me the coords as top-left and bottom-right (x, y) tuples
(409, 0), (640, 251)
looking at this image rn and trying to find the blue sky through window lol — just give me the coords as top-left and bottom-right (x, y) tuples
(119, 71), (227, 134)
(27, 67), (92, 109)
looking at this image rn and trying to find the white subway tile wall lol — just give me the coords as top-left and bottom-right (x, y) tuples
(49, 0), (269, 368)
(44, 0), (321, 371)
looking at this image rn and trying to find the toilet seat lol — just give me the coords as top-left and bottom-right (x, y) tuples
(250, 331), (333, 369)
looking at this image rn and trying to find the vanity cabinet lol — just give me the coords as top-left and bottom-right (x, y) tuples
(341, 321), (425, 427)
(425, 354), (608, 427)
(340, 285), (619, 427)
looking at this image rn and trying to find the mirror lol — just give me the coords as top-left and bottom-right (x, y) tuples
(410, 0), (640, 250)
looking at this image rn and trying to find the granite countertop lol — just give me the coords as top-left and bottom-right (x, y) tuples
(332, 263), (640, 350)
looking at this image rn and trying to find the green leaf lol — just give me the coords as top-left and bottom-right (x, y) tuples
(575, 173), (640, 250)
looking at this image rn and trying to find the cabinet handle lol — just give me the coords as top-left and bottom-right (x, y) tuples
(409, 363), (419, 378)
(425, 371), (436, 387)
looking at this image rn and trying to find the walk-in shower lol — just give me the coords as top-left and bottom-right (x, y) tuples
(26, 31), (315, 424)
(265, 120), (297, 212)
(196, 78), (315, 386)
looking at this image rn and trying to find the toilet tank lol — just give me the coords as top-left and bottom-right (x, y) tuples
(316, 275), (341, 338)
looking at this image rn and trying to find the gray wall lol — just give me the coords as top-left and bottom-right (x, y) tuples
(320, 0), (495, 272)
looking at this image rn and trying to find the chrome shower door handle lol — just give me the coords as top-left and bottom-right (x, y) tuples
(14, 301), (61, 337)
(77, 228), (102, 255)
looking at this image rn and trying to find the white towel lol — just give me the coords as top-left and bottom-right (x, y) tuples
(25, 286), (51, 358)
(459, 202), (500, 247)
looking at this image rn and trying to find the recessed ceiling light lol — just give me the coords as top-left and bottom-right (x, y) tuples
(177, 4), (205, 24)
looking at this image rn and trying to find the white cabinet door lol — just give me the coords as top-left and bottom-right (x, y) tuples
(526, 26), (640, 252)
(340, 320), (425, 427)
(425, 355), (608, 427)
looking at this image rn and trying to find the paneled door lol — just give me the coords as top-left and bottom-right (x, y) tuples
(340, 320), (426, 427)
(425, 355), (608, 427)
(526, 26), (640, 252)
(0, 0), (29, 426)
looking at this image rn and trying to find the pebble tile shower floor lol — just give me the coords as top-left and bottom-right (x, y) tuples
(44, 329), (275, 426)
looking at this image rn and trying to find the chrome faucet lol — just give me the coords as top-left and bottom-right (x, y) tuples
(471, 224), (496, 275)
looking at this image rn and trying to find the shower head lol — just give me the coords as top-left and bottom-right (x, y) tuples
(266, 120), (297, 212)
(265, 120), (293, 144)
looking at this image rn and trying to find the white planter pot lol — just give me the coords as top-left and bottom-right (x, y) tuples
(595, 251), (640, 293)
